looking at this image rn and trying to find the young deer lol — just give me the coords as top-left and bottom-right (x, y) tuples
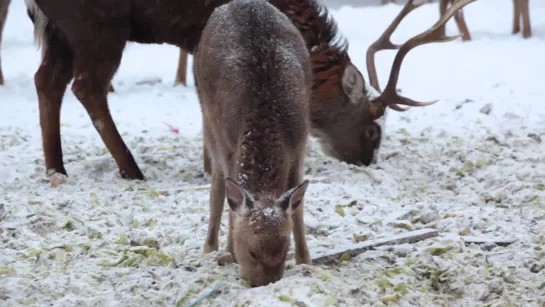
(0, 0), (8, 85)
(438, 0), (532, 40)
(195, 0), (313, 287)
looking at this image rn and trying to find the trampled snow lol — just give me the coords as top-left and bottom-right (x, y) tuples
(1, 0), (544, 306)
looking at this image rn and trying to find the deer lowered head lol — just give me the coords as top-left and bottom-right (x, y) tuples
(194, 0), (313, 287)
(285, 0), (476, 166)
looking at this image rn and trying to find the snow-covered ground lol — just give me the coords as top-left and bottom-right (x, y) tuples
(1, 0), (545, 306)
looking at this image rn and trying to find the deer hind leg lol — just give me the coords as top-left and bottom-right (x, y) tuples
(174, 49), (188, 86)
(203, 148), (226, 255)
(71, 39), (144, 180)
(512, 0), (521, 34)
(34, 29), (74, 186)
(0, 0), (9, 85)
(289, 167), (312, 265)
(438, 0), (449, 37)
(520, 0), (532, 38)
(203, 120), (212, 175)
(453, 10), (471, 41)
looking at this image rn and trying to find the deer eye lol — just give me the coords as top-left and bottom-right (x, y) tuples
(249, 251), (258, 261)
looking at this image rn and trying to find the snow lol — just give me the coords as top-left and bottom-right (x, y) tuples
(1, 0), (544, 306)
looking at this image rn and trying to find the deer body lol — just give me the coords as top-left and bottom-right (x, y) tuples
(194, 0), (312, 287)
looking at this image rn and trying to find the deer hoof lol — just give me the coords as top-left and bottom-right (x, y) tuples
(119, 169), (145, 180)
(215, 251), (234, 266)
(50, 173), (68, 188)
(295, 253), (312, 265)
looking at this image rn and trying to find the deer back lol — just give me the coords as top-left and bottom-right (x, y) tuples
(194, 0), (311, 192)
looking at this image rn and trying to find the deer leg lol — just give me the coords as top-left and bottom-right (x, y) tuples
(203, 161), (226, 254)
(0, 0), (9, 86)
(520, 0), (532, 38)
(34, 31), (74, 186)
(174, 49), (188, 86)
(203, 121), (212, 175)
(453, 11), (471, 41)
(71, 44), (144, 180)
(512, 0), (521, 34)
(438, 0), (449, 37)
(289, 168), (312, 265)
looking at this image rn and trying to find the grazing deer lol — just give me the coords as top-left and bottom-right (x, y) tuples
(195, 0), (313, 287)
(0, 0), (8, 86)
(202, 0), (476, 175)
(439, 0), (532, 40)
(24, 0), (473, 186)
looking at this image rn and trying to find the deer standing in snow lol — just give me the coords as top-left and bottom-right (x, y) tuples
(24, 0), (474, 186)
(195, 0), (313, 287)
(438, 0), (532, 40)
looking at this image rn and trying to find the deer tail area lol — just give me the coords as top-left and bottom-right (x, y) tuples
(24, 0), (49, 50)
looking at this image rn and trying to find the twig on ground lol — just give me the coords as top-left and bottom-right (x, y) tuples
(456, 235), (516, 247)
(187, 283), (225, 307)
(312, 228), (439, 266)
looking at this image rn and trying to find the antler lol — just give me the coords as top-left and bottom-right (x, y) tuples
(366, 0), (476, 112)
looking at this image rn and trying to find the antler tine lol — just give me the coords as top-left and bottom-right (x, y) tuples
(365, 0), (427, 92)
(373, 0), (476, 111)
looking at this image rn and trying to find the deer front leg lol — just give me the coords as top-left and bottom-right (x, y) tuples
(35, 31), (74, 186)
(453, 10), (471, 41)
(203, 121), (212, 175)
(512, 0), (521, 34)
(203, 165), (226, 254)
(289, 168), (312, 265)
(520, 0), (532, 38)
(438, 0), (449, 37)
(174, 49), (188, 86)
(71, 43), (144, 180)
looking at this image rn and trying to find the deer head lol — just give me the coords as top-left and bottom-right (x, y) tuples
(225, 178), (309, 287)
(306, 0), (475, 166)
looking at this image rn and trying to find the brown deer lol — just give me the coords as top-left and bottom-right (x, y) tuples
(0, 0), (8, 85)
(439, 0), (532, 40)
(25, 0), (473, 187)
(195, 0), (312, 287)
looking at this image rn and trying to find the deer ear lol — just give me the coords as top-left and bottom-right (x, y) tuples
(277, 180), (310, 215)
(341, 64), (365, 104)
(225, 178), (253, 215)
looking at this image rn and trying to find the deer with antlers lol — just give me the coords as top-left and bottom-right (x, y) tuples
(438, 0), (532, 40)
(24, 0), (473, 186)
(196, 0), (313, 286)
(201, 0), (476, 173)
